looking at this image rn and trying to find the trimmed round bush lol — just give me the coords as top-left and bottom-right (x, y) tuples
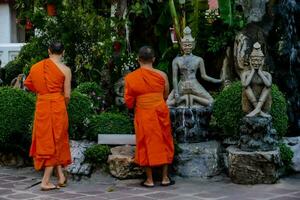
(84, 144), (110, 165)
(68, 91), (94, 140)
(74, 82), (104, 113)
(213, 82), (288, 138)
(0, 87), (35, 153)
(86, 112), (133, 141)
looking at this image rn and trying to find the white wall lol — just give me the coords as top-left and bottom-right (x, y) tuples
(0, 43), (25, 68)
(0, 4), (11, 43)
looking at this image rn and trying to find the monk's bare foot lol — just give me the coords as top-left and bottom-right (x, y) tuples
(58, 175), (67, 187)
(260, 111), (271, 118)
(162, 176), (170, 185)
(141, 179), (154, 187)
(41, 183), (59, 191)
(246, 108), (260, 117)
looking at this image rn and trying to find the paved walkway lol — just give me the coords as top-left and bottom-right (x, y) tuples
(0, 167), (299, 200)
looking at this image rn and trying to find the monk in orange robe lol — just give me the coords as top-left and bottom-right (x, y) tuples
(24, 42), (72, 191)
(124, 46), (174, 187)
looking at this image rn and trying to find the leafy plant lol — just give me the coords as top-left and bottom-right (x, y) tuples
(86, 112), (133, 141)
(279, 142), (294, 173)
(84, 144), (111, 165)
(213, 82), (288, 138)
(74, 82), (104, 113)
(68, 91), (94, 140)
(0, 87), (35, 154)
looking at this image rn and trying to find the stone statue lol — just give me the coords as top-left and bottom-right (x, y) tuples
(114, 69), (130, 106)
(241, 42), (272, 117)
(11, 74), (26, 90)
(167, 26), (222, 108)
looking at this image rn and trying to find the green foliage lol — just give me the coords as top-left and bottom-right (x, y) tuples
(213, 82), (288, 138)
(213, 82), (243, 137)
(1, 60), (23, 85)
(74, 82), (104, 113)
(68, 91), (94, 140)
(0, 87), (35, 153)
(84, 144), (111, 165)
(270, 85), (288, 137)
(279, 142), (294, 172)
(86, 112), (133, 141)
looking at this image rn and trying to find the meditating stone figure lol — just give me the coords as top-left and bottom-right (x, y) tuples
(167, 26), (222, 108)
(241, 42), (272, 117)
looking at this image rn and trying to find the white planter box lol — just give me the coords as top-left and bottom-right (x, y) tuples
(98, 134), (135, 145)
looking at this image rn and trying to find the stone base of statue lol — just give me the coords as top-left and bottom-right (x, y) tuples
(175, 141), (223, 177)
(227, 146), (281, 184)
(169, 106), (212, 143)
(239, 116), (278, 151)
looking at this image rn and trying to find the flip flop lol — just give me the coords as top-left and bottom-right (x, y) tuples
(161, 179), (175, 186)
(140, 180), (155, 188)
(41, 185), (60, 191)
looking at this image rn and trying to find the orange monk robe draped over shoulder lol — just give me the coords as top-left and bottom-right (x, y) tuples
(124, 68), (174, 167)
(24, 58), (71, 171)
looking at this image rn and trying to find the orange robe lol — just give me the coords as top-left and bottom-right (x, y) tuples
(24, 58), (71, 170)
(124, 67), (174, 167)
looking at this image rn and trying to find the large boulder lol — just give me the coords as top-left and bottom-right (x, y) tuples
(107, 145), (144, 179)
(66, 140), (95, 176)
(283, 136), (300, 172)
(175, 141), (223, 177)
(227, 146), (281, 184)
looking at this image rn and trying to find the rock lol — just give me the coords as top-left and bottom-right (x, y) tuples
(0, 152), (25, 167)
(66, 140), (95, 176)
(107, 145), (144, 179)
(227, 146), (281, 184)
(283, 136), (300, 172)
(175, 141), (223, 177)
(170, 107), (212, 143)
(239, 116), (278, 151)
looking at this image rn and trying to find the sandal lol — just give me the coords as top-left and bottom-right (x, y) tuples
(58, 178), (67, 187)
(140, 180), (154, 188)
(41, 185), (60, 191)
(161, 177), (175, 186)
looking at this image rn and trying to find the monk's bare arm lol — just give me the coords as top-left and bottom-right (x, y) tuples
(64, 67), (72, 106)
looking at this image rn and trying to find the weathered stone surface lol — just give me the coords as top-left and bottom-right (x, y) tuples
(175, 141), (223, 177)
(227, 146), (281, 184)
(239, 116), (278, 151)
(170, 107), (212, 143)
(283, 136), (300, 172)
(66, 140), (95, 176)
(0, 153), (25, 167)
(107, 145), (144, 179)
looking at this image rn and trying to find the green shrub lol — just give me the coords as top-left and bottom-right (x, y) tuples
(213, 82), (288, 138)
(86, 112), (133, 141)
(68, 91), (94, 140)
(74, 82), (104, 113)
(1, 60), (23, 85)
(279, 142), (294, 172)
(0, 87), (35, 153)
(213, 82), (243, 137)
(84, 144), (111, 165)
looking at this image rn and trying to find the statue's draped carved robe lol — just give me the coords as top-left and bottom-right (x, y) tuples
(124, 68), (174, 166)
(24, 58), (71, 170)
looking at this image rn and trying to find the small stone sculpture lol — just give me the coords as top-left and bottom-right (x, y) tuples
(167, 26), (222, 108)
(241, 42), (272, 117)
(114, 69), (130, 106)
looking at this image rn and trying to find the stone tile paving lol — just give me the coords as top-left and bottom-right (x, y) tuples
(0, 167), (299, 200)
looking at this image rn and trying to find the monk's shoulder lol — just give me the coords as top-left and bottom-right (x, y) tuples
(30, 59), (46, 72)
(153, 69), (167, 81)
(125, 69), (139, 81)
(61, 64), (71, 75)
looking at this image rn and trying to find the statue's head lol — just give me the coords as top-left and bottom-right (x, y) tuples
(249, 42), (264, 69)
(180, 26), (195, 55)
